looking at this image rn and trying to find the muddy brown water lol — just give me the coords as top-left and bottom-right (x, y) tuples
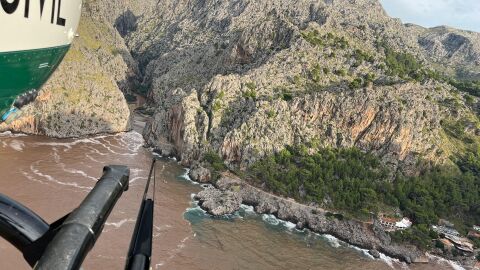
(0, 116), (460, 270)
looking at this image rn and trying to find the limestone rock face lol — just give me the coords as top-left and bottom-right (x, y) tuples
(189, 164), (212, 183)
(0, 0), (133, 137)
(129, 0), (479, 172)
(195, 186), (242, 216)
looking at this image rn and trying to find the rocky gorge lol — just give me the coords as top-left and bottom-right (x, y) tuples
(134, 0), (479, 175)
(1, 0), (479, 268)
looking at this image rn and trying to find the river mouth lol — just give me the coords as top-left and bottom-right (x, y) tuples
(0, 119), (460, 270)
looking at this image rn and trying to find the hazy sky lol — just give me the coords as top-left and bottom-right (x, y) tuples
(379, 0), (480, 32)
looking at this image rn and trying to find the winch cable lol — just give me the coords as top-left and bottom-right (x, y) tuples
(125, 158), (157, 270)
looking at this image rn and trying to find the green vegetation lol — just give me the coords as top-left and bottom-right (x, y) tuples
(248, 142), (480, 249)
(243, 90), (257, 100)
(335, 69), (347, 76)
(301, 30), (349, 49)
(365, 73), (376, 83)
(310, 64), (322, 83)
(245, 82), (256, 91)
(217, 90), (225, 100)
(376, 40), (440, 82)
(249, 146), (390, 212)
(134, 83), (150, 96)
(465, 95), (475, 106)
(266, 110), (277, 119)
(243, 83), (257, 100)
(349, 78), (364, 89)
(204, 151), (228, 181)
(301, 30), (325, 47)
(391, 224), (438, 250)
(282, 92), (293, 101)
(124, 93), (137, 103)
(352, 49), (375, 67)
(383, 47), (421, 78)
(449, 80), (480, 97)
(212, 100), (222, 112)
(348, 74), (376, 89)
(469, 236), (480, 250)
(394, 166), (479, 228)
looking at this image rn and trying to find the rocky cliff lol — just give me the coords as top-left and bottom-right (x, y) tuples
(0, 0), (134, 138)
(128, 0), (479, 174)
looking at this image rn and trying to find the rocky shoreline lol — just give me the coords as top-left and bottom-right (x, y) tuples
(191, 172), (423, 263)
(188, 170), (476, 269)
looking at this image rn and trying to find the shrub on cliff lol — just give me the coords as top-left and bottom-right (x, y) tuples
(204, 151), (227, 181)
(391, 224), (437, 251)
(449, 80), (480, 97)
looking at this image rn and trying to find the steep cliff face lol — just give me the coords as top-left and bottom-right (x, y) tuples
(133, 0), (479, 173)
(0, 0), (134, 138)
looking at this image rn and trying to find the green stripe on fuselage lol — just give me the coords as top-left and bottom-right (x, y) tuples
(0, 45), (70, 115)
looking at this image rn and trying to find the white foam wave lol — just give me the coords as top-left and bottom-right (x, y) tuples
(378, 253), (399, 269)
(129, 176), (147, 185)
(321, 234), (403, 269)
(22, 171), (47, 185)
(178, 168), (200, 185)
(95, 139), (137, 156)
(283, 220), (297, 230)
(62, 167), (98, 181)
(30, 163), (92, 190)
(130, 168), (145, 175)
(262, 214), (281, 226)
(35, 138), (99, 150)
(105, 218), (136, 229)
(427, 253), (466, 270)
(117, 131), (144, 152)
(9, 140), (24, 151)
(321, 234), (342, 248)
(179, 168), (191, 180)
(0, 131), (27, 137)
(85, 154), (102, 163)
(261, 214), (298, 230)
(185, 204), (207, 215)
(154, 236), (191, 269)
(240, 204), (255, 214)
(86, 146), (108, 156)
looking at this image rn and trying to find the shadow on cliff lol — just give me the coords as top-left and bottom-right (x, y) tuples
(115, 10), (138, 38)
(3, 109), (131, 139)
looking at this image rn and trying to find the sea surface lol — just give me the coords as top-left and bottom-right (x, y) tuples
(0, 116), (462, 270)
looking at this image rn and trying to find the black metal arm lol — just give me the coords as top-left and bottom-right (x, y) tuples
(125, 159), (156, 270)
(34, 165), (130, 270)
(0, 165), (129, 269)
(0, 194), (50, 253)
